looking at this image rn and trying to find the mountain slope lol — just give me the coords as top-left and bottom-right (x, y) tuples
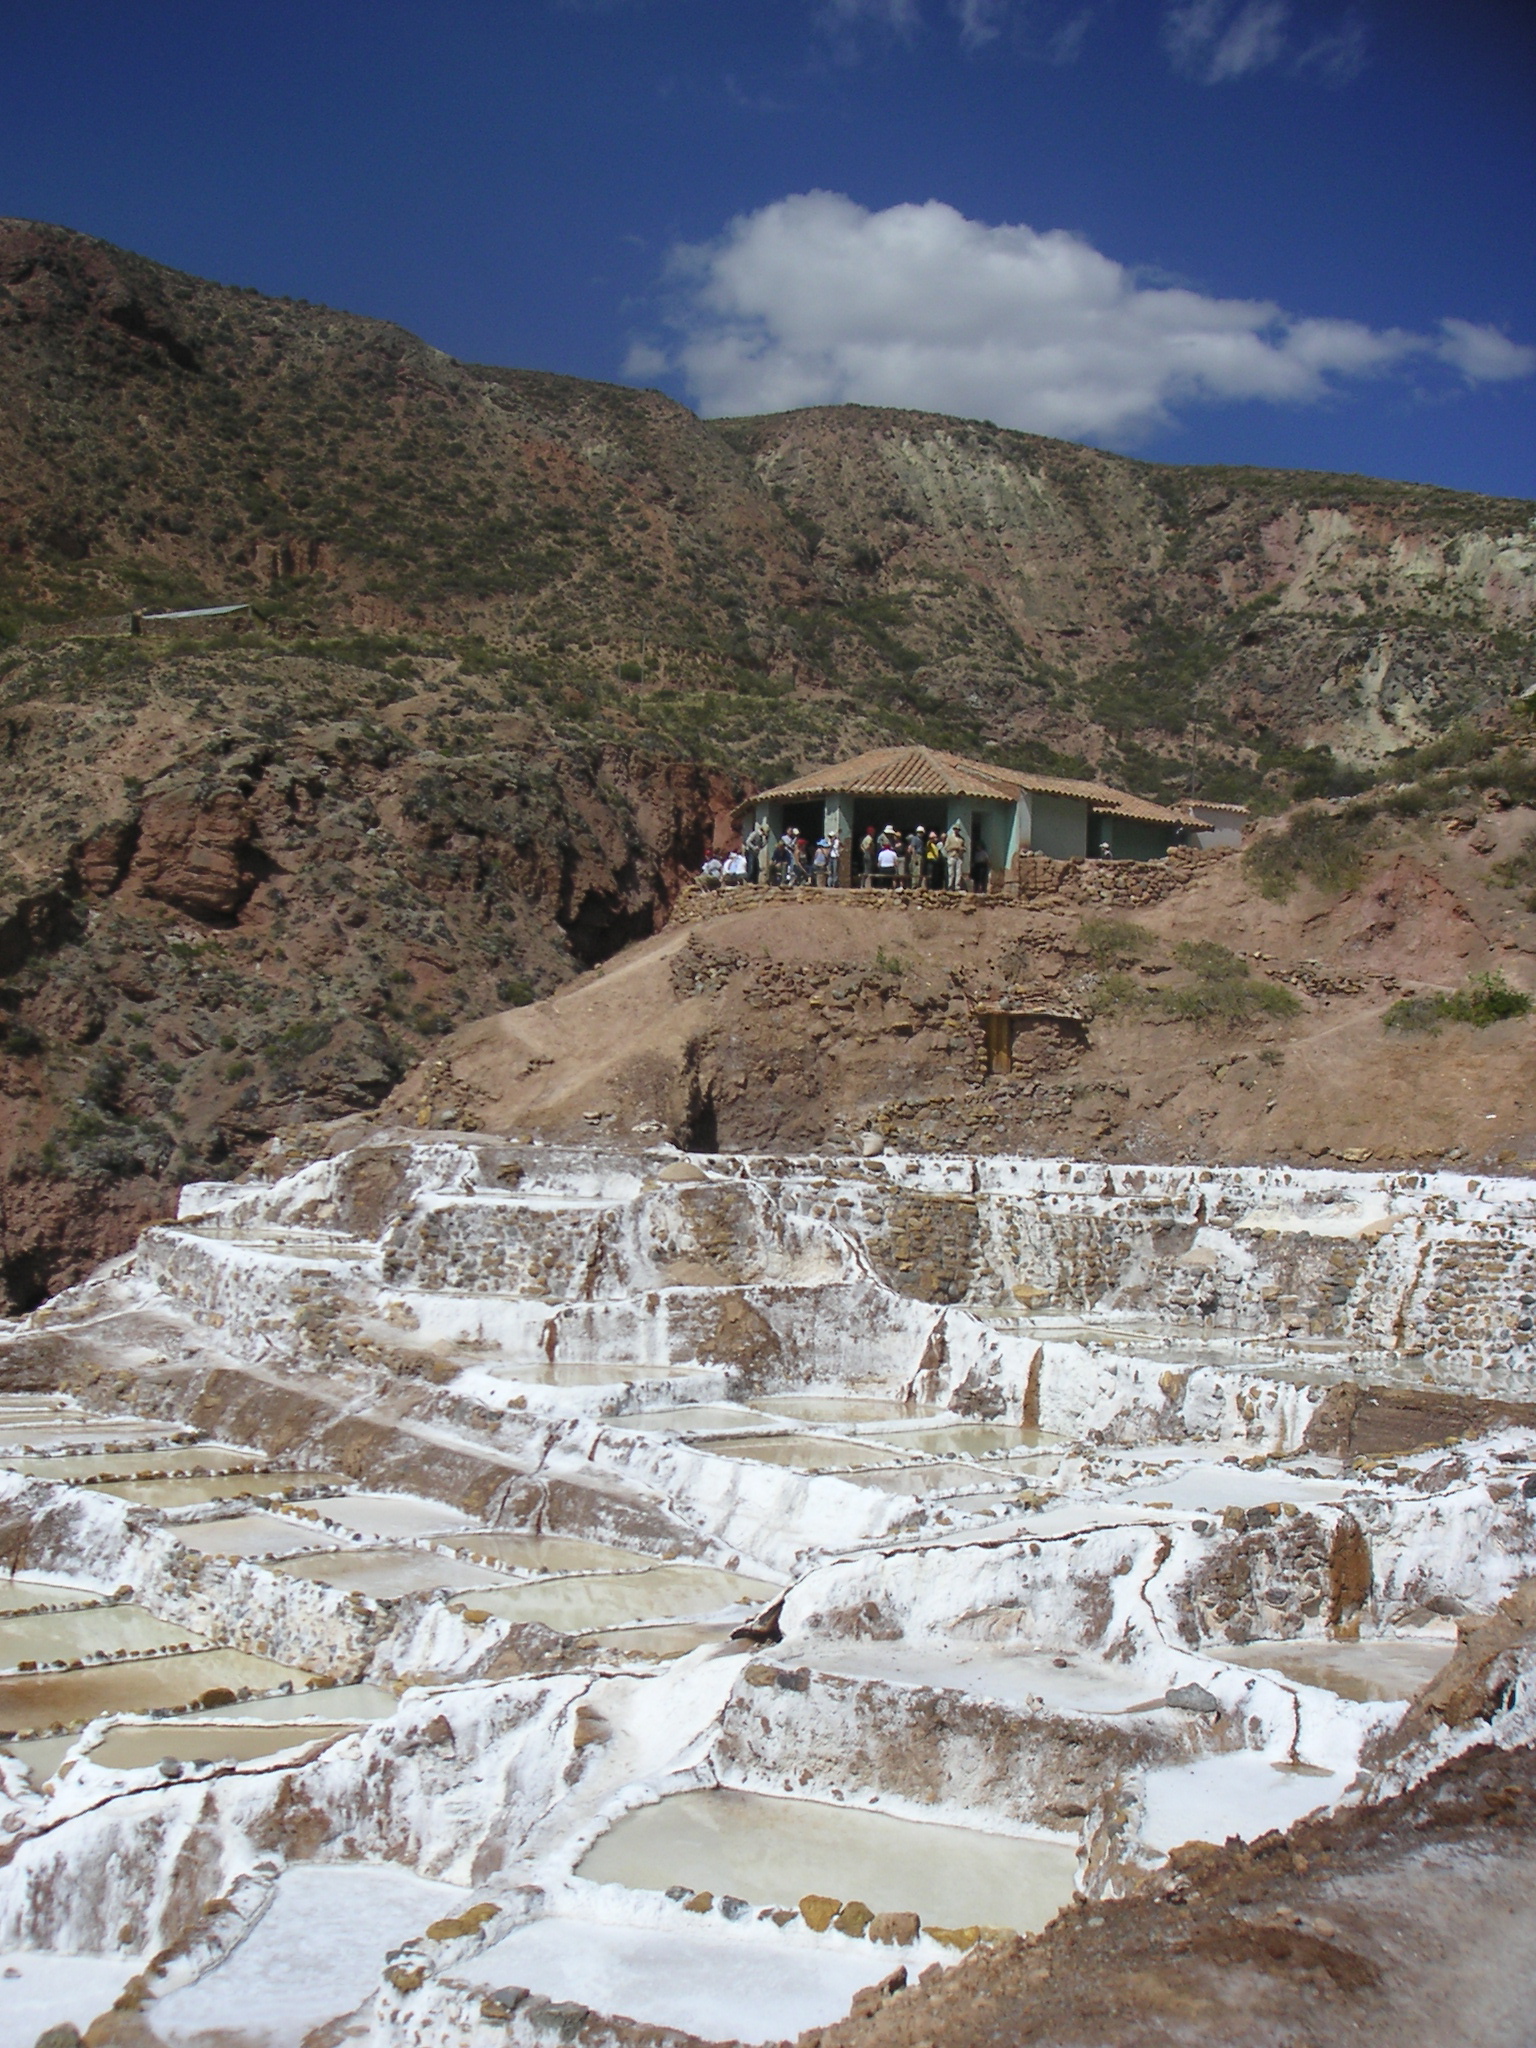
(1, 216), (1534, 1309)
(4, 217), (1533, 797)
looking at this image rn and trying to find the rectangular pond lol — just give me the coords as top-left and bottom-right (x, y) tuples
(98, 1472), (338, 1510)
(751, 1396), (942, 1426)
(0, 1446), (268, 1482)
(700, 1435), (904, 1472)
(0, 1647), (319, 1734)
(442, 1532), (665, 1576)
(865, 1425), (1061, 1459)
(172, 1513), (338, 1559)
(578, 1786), (1079, 1934)
(296, 1493), (472, 1540)
(1219, 1635), (1456, 1703)
(273, 1548), (520, 1599)
(458, 1565), (779, 1634)
(0, 1603), (205, 1669)
(86, 1719), (367, 1770)
(0, 1579), (101, 1616)
(469, 1914), (892, 2047)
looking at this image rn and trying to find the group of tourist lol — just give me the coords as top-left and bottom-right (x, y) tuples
(699, 818), (989, 892)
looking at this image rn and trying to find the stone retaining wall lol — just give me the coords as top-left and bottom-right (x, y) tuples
(669, 847), (1229, 926)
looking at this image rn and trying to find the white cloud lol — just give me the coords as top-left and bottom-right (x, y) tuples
(815, 0), (921, 35)
(634, 191), (1534, 442)
(1438, 319), (1536, 385)
(951, 1), (1096, 60)
(1164, 0), (1290, 81)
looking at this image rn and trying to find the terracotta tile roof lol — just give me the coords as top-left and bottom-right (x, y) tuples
(745, 745), (1022, 805)
(740, 746), (1189, 825)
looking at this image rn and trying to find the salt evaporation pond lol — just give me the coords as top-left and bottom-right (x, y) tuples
(176, 1681), (398, 1724)
(752, 1395), (941, 1425)
(619, 1405), (770, 1436)
(470, 1914), (894, 2047)
(1140, 1752), (1355, 1851)
(0, 1446), (267, 1481)
(1220, 1634), (1457, 1702)
(443, 1531), (666, 1575)
(88, 1718), (366, 1769)
(97, 1470), (339, 1509)
(845, 1462), (1020, 1498)
(579, 1621), (743, 1661)
(460, 1565), (779, 1632)
(0, 1423), (181, 1451)
(275, 1547), (520, 1598)
(0, 1951), (145, 2048)
(0, 1602), (203, 1667)
(1107, 1462), (1353, 1514)
(701, 1433), (904, 1471)
(867, 1424), (1059, 1458)
(172, 1512), (337, 1558)
(492, 1360), (703, 1388)
(147, 1863), (469, 2048)
(579, 1787), (1080, 1934)
(0, 1579), (100, 1615)
(297, 1492), (472, 1539)
(0, 1647), (317, 1733)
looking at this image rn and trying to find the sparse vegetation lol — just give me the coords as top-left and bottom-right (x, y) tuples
(1384, 972), (1533, 1034)
(1243, 807), (1382, 900)
(1077, 918), (1155, 968)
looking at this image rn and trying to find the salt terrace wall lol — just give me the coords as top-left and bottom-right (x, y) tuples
(146, 1142), (1536, 1424)
(728, 1154), (1536, 1388)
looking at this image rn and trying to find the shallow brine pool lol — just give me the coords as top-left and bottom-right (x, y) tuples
(578, 1786), (1079, 1934)
(443, 1532), (666, 1576)
(0, 1646), (318, 1734)
(700, 1434), (903, 1472)
(86, 1718), (365, 1770)
(750, 1395), (942, 1426)
(1219, 1634), (1456, 1702)
(274, 1547), (519, 1599)
(0, 1578), (100, 1616)
(458, 1565), (778, 1633)
(294, 1492), (472, 1539)
(866, 1424), (1059, 1459)
(0, 1601), (204, 1669)
(97, 1471), (337, 1509)
(172, 1512), (337, 1558)
(469, 1913), (896, 2047)
(0, 1446), (266, 1482)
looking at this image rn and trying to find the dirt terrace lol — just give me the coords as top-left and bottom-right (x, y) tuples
(388, 810), (1536, 1172)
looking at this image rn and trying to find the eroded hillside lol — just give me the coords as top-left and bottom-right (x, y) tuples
(3, 217), (1535, 1310)
(3, 217), (1533, 797)
(389, 789), (1536, 1181)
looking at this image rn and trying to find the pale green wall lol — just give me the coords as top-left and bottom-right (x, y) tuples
(1028, 791), (1090, 859)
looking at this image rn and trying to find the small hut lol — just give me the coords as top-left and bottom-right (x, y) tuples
(737, 745), (1192, 883)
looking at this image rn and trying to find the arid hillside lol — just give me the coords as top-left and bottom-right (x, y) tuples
(3, 218), (1535, 1310)
(4, 217), (1534, 800)
(389, 783), (1536, 1179)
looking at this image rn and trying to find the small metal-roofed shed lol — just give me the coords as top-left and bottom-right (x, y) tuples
(736, 745), (1192, 883)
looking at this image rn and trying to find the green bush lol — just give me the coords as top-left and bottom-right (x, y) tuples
(1384, 971), (1532, 1034)
(1171, 939), (1248, 980)
(1243, 807), (1380, 900)
(1077, 918), (1155, 968)
(1155, 978), (1301, 1025)
(1091, 970), (1145, 1013)
(496, 975), (536, 1007)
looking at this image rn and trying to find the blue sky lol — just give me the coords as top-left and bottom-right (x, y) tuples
(2, 0), (1532, 495)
